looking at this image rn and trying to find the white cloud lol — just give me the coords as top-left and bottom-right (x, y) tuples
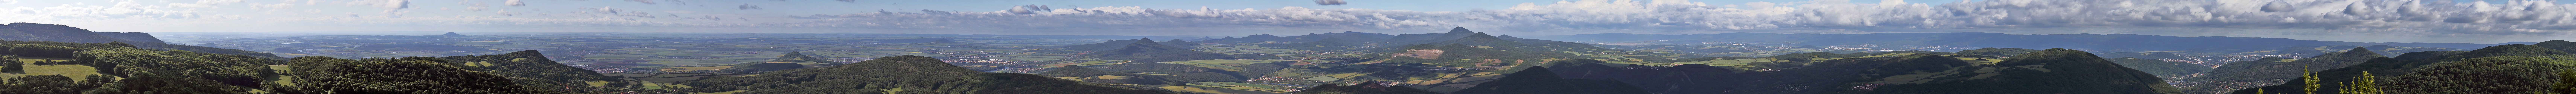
(383, 0), (409, 9)
(1316, 0), (1347, 5)
(626, 0), (657, 5)
(739, 4), (761, 10)
(505, 0), (525, 6)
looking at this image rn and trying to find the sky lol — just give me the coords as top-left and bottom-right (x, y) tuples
(2, 0), (2572, 44)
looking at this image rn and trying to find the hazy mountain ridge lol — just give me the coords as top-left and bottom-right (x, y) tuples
(0, 23), (281, 59)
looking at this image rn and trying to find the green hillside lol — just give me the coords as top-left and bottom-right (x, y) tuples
(2182, 47), (2384, 93)
(438, 50), (620, 89)
(277, 56), (558, 94)
(2221, 42), (2576, 94)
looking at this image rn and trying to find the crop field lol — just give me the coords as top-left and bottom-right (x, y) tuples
(2, 58), (99, 81)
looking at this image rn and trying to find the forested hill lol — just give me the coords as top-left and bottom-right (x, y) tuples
(0, 23), (280, 59)
(0, 23), (159, 44)
(2180, 47), (2385, 93)
(1540, 32), (2499, 52)
(437, 50), (620, 90)
(1542, 48), (2179, 94)
(677, 55), (1173, 94)
(2217, 41), (2576, 94)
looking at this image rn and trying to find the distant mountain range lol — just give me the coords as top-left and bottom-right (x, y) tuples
(0, 23), (279, 59)
(1533, 32), (2505, 52)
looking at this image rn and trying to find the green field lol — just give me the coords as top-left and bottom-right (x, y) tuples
(3, 58), (100, 81)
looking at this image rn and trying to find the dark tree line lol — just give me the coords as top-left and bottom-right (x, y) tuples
(276, 56), (561, 94)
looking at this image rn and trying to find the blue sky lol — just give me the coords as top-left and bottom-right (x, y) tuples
(1, 0), (2572, 43)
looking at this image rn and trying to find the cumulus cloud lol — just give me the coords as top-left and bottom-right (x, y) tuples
(1006, 5), (1051, 14)
(626, 0), (657, 5)
(389, 0), (411, 9)
(582, 7), (657, 18)
(1316, 0), (1347, 5)
(739, 4), (762, 10)
(506, 0), (525, 6)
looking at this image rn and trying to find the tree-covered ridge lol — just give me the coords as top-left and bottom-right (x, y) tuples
(0, 23), (147, 44)
(1551, 32), (2500, 52)
(708, 51), (846, 73)
(276, 56), (560, 94)
(2536, 40), (2576, 54)
(677, 55), (1172, 94)
(765, 51), (840, 64)
(0, 32), (640, 94)
(437, 50), (619, 90)
(0, 39), (281, 93)
(1868, 48), (2180, 94)
(1955, 48), (2039, 57)
(1451, 66), (1650, 94)
(2218, 41), (2576, 94)
(1536, 48), (2179, 94)
(2383, 56), (2575, 93)
(0, 23), (279, 59)
(2183, 47), (2386, 93)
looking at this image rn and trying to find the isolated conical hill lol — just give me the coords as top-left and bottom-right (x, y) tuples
(767, 51), (839, 64)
